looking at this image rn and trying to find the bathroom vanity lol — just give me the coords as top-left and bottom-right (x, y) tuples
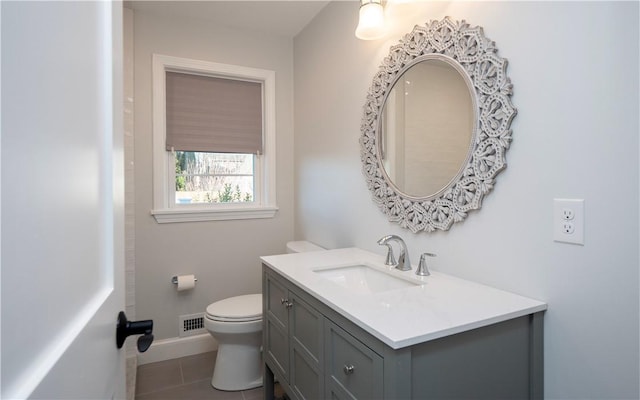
(261, 248), (546, 400)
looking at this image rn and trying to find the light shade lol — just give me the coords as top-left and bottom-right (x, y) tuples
(355, 0), (385, 40)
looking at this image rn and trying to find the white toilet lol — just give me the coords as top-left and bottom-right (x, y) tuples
(204, 241), (324, 391)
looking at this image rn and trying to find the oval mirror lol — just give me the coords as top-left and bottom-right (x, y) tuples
(360, 17), (517, 232)
(379, 56), (475, 199)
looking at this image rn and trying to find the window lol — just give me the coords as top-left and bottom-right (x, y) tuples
(151, 54), (277, 223)
(174, 152), (255, 205)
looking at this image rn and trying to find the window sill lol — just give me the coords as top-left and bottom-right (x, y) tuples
(151, 205), (278, 223)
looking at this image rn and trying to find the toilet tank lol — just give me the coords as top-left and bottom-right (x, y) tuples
(286, 241), (324, 253)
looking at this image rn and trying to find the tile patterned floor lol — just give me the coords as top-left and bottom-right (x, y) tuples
(135, 351), (268, 400)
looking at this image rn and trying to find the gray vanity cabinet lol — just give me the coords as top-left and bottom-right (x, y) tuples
(264, 272), (289, 379)
(264, 266), (388, 400)
(263, 264), (544, 400)
(264, 269), (324, 400)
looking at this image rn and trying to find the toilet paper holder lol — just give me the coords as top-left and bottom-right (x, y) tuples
(171, 275), (198, 284)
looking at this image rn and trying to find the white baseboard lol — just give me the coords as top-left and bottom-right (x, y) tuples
(137, 333), (217, 365)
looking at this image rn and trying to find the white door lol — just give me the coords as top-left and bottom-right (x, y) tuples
(2, 1), (126, 399)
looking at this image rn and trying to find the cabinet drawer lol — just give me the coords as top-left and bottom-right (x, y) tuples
(326, 321), (383, 400)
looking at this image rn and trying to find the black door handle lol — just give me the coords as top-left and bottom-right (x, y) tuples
(116, 311), (154, 352)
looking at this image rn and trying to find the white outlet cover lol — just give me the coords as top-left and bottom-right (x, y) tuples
(554, 199), (584, 245)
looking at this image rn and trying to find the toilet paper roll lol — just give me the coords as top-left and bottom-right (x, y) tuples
(176, 274), (196, 291)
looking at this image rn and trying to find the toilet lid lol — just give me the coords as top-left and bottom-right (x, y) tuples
(206, 293), (262, 321)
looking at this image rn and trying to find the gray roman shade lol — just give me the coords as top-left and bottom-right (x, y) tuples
(165, 71), (263, 154)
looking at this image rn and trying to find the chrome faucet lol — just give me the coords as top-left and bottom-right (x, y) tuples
(377, 235), (411, 271)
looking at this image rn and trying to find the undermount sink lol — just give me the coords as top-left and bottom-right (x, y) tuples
(314, 264), (419, 294)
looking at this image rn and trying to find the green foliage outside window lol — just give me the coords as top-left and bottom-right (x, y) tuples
(175, 156), (185, 191)
(217, 184), (252, 203)
(174, 151), (253, 203)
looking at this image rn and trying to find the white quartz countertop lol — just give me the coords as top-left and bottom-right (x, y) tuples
(261, 247), (547, 350)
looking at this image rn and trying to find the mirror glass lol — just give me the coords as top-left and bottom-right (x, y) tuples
(380, 58), (474, 198)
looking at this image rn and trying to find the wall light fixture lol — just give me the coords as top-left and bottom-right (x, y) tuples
(355, 0), (385, 40)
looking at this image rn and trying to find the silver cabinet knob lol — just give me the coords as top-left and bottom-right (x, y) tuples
(343, 364), (355, 375)
(281, 298), (293, 308)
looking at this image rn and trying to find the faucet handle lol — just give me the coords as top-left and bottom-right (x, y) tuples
(416, 252), (436, 276)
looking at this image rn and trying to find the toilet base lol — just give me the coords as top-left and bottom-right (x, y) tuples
(211, 376), (263, 392)
(211, 343), (263, 391)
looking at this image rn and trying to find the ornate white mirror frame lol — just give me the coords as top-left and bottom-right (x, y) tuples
(360, 17), (517, 232)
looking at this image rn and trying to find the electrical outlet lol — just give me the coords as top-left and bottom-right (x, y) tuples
(561, 208), (575, 220)
(554, 199), (584, 245)
(562, 221), (575, 234)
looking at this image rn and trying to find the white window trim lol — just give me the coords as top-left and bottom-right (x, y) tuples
(150, 54), (277, 223)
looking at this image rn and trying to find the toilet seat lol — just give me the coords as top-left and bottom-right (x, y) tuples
(206, 293), (262, 323)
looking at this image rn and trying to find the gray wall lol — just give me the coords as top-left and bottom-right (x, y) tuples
(294, 2), (639, 399)
(133, 10), (295, 340)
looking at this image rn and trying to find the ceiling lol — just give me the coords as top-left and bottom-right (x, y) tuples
(127, 1), (330, 38)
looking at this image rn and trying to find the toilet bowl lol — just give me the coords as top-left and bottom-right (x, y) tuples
(205, 294), (263, 391)
(205, 241), (324, 391)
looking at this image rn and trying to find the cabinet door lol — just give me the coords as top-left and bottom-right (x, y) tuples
(325, 321), (383, 400)
(264, 274), (290, 380)
(266, 274), (288, 326)
(290, 294), (324, 400)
